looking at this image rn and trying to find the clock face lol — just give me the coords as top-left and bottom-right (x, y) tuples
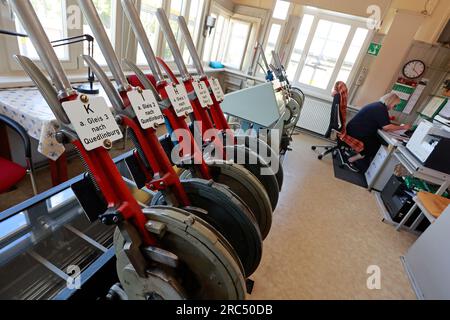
(403, 60), (426, 79)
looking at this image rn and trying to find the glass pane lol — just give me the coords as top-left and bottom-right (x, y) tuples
(210, 15), (225, 61)
(286, 14), (314, 79)
(264, 23), (281, 66)
(202, 13), (217, 62)
(83, 0), (116, 66)
(136, 0), (163, 66)
(223, 20), (250, 69)
(272, 0), (290, 20)
(298, 19), (350, 89)
(336, 27), (369, 84)
(162, 0), (185, 60)
(182, 0), (205, 64)
(15, 0), (68, 60)
(0, 213), (28, 241)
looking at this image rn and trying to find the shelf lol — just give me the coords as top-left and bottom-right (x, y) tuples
(373, 191), (421, 235)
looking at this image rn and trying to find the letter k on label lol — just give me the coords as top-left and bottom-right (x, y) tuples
(84, 104), (94, 114)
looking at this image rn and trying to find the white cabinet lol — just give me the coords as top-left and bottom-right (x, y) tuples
(365, 145), (400, 191)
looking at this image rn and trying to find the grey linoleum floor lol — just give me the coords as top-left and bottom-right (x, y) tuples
(0, 132), (418, 299)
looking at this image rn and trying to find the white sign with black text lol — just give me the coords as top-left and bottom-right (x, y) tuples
(166, 84), (193, 117)
(62, 96), (123, 151)
(128, 89), (165, 129)
(192, 80), (213, 108)
(210, 78), (225, 102)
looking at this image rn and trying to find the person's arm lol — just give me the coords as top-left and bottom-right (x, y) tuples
(383, 123), (411, 132)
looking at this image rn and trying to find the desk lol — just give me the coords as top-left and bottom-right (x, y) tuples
(393, 145), (450, 231)
(370, 130), (450, 232)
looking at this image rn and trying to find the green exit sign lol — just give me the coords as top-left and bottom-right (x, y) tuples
(368, 43), (382, 56)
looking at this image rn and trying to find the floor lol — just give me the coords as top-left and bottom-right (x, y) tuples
(0, 132), (418, 299)
(250, 132), (417, 299)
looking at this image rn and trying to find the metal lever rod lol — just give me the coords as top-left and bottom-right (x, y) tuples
(177, 15), (205, 77)
(156, 8), (190, 80)
(77, 0), (130, 91)
(10, 0), (75, 100)
(14, 55), (72, 126)
(82, 55), (129, 115)
(121, 0), (165, 83)
(272, 50), (283, 70)
(123, 58), (161, 100)
(259, 44), (271, 71)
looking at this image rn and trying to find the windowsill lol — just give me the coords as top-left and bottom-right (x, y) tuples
(0, 66), (225, 89)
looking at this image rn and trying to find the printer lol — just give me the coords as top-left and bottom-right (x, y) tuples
(407, 120), (450, 175)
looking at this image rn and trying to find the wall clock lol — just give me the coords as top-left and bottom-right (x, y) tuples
(402, 59), (426, 79)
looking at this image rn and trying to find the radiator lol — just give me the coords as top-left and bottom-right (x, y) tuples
(297, 98), (332, 135)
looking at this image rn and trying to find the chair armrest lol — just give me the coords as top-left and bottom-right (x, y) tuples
(0, 114), (32, 160)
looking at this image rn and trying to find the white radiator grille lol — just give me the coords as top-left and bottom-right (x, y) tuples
(297, 98), (332, 135)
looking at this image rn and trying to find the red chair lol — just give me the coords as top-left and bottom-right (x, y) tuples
(0, 114), (37, 195)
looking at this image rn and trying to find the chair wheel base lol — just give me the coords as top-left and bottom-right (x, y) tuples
(318, 155), (323, 160)
(311, 146), (316, 151)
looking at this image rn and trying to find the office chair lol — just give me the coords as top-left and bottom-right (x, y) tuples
(0, 114), (38, 195)
(311, 82), (364, 172)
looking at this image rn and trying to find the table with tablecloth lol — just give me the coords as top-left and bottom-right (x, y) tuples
(0, 88), (66, 161)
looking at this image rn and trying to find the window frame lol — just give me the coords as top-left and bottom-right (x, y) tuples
(4, 0), (82, 72)
(0, 0), (208, 77)
(260, 0), (294, 70)
(286, 7), (373, 96)
(221, 17), (252, 70)
(201, 2), (233, 64)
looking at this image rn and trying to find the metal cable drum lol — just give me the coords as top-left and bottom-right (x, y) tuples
(150, 178), (263, 277)
(114, 206), (246, 299)
(179, 160), (273, 239)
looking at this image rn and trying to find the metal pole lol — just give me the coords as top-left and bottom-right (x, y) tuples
(77, 0), (131, 91)
(177, 15), (205, 77)
(10, 0), (75, 100)
(272, 50), (283, 70)
(156, 8), (190, 80)
(14, 55), (72, 126)
(120, 0), (164, 83)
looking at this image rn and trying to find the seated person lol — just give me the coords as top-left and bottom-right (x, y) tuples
(345, 92), (411, 169)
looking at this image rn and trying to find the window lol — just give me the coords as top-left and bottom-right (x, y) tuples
(1, 0), (206, 76)
(162, 0), (185, 60)
(182, 0), (205, 63)
(136, 0), (206, 66)
(335, 27), (368, 84)
(202, 9), (254, 71)
(14, 0), (68, 61)
(203, 12), (230, 63)
(285, 7), (371, 94)
(136, 0), (162, 65)
(223, 19), (251, 69)
(264, 23), (281, 65)
(299, 20), (351, 89)
(272, 0), (290, 20)
(83, 0), (116, 66)
(286, 14), (314, 78)
(258, 0), (292, 74)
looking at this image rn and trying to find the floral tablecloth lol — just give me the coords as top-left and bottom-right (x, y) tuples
(0, 88), (64, 161)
